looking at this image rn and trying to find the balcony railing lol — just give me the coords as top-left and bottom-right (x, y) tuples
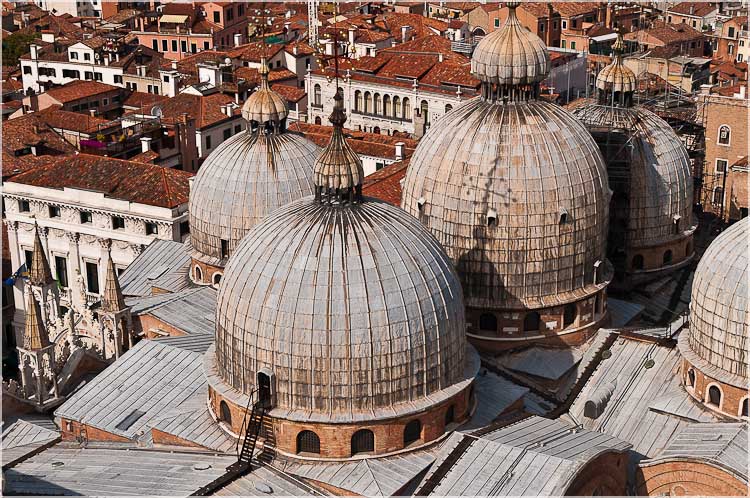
(351, 109), (412, 123)
(86, 292), (100, 305)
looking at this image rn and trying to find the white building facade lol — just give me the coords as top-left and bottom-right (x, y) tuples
(2, 182), (189, 346)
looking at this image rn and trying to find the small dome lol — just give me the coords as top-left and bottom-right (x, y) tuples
(595, 34), (637, 94)
(189, 130), (319, 264)
(214, 198), (469, 417)
(402, 99), (611, 310)
(241, 62), (289, 123)
(471, 2), (550, 86)
(687, 218), (748, 379)
(570, 104), (693, 248)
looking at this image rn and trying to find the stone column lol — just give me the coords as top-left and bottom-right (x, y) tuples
(67, 232), (82, 309)
(98, 238), (112, 298)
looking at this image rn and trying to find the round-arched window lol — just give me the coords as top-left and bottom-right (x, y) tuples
(219, 400), (231, 424)
(296, 430), (321, 454)
(563, 304), (577, 328)
(632, 254), (644, 270)
(212, 272), (222, 286)
(479, 313), (497, 332)
(194, 265), (203, 282)
(663, 250), (673, 265)
(707, 385), (722, 407)
(351, 429), (374, 455)
(445, 405), (455, 426)
(687, 368), (695, 387)
(524, 312), (540, 332)
(403, 420), (422, 446)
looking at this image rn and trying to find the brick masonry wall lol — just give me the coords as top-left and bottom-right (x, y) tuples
(59, 418), (130, 443)
(681, 358), (748, 419)
(190, 257), (224, 286)
(566, 451), (629, 496)
(208, 384), (472, 459)
(138, 314), (188, 339)
(637, 460), (749, 496)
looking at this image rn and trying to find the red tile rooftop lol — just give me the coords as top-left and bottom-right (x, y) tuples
(42, 80), (121, 104)
(362, 159), (409, 206)
(7, 154), (192, 208)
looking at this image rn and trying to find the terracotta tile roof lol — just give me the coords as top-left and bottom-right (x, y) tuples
(377, 12), (448, 38)
(104, 8), (141, 24)
(269, 83), (306, 102)
(235, 66), (297, 85)
(227, 42), (285, 63)
(285, 41), (315, 56)
(35, 105), (109, 133)
(362, 158), (409, 205)
(121, 91), (168, 110)
(668, 2), (717, 18)
(288, 121), (417, 159)
(43, 80), (121, 104)
(2, 112), (77, 178)
(552, 2), (599, 18)
(731, 156), (748, 169)
(383, 34), (466, 61)
(130, 149), (160, 164)
(113, 45), (167, 78)
(519, 2), (554, 19)
(625, 22), (704, 44)
(8, 154), (192, 208)
(154, 92), (239, 129)
(355, 29), (393, 43)
(711, 83), (745, 96)
(17, 13), (86, 38)
(429, 1), (480, 13)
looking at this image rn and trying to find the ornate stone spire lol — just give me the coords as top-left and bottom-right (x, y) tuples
(23, 289), (51, 351)
(471, 1), (550, 101)
(101, 249), (126, 313)
(596, 31), (637, 106)
(29, 223), (54, 287)
(241, 56), (289, 127)
(313, 87), (364, 204)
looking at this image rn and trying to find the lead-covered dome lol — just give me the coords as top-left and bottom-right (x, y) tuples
(686, 218), (748, 380)
(189, 61), (319, 269)
(570, 104), (693, 249)
(402, 99), (611, 310)
(215, 198), (468, 417)
(471, 1), (549, 86)
(595, 33), (637, 95)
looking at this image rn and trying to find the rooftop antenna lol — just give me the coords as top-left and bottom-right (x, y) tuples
(312, 0), (354, 86)
(308, 0), (320, 46)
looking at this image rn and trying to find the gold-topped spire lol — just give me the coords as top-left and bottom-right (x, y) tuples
(23, 290), (51, 351)
(313, 88), (364, 204)
(29, 223), (54, 287)
(596, 30), (637, 106)
(101, 248), (126, 313)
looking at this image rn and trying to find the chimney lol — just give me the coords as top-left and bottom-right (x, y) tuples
(30, 44), (39, 60)
(349, 26), (356, 45)
(41, 31), (55, 43)
(234, 33), (242, 47)
(401, 25), (411, 42)
(689, 5), (694, 15)
(222, 104), (233, 117)
(115, 52), (120, 62)
(293, 44), (298, 55)
(171, 60), (178, 70)
(89, 109), (97, 117)
(395, 142), (405, 160)
(438, 53), (444, 62)
(140, 136), (152, 153)
(546, 3), (554, 46)
(104, 54), (110, 66)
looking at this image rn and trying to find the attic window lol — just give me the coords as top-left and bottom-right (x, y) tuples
(115, 409), (146, 431)
(220, 239), (229, 259)
(487, 208), (497, 227)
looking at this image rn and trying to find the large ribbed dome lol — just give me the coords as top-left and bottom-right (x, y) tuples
(214, 198), (469, 417)
(686, 218), (748, 379)
(570, 104), (693, 248)
(471, 2), (549, 86)
(401, 99), (611, 310)
(189, 131), (319, 264)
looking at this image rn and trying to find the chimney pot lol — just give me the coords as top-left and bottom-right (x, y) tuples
(171, 60), (178, 70)
(89, 109), (97, 117)
(140, 136), (153, 153)
(395, 142), (405, 160)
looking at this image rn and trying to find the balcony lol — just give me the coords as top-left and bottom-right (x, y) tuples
(351, 109), (412, 123)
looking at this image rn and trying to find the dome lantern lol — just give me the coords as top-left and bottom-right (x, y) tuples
(313, 87), (365, 204)
(241, 56), (289, 130)
(471, 1), (551, 102)
(595, 32), (637, 107)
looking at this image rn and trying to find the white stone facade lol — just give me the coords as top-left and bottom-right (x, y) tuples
(306, 71), (470, 137)
(2, 182), (188, 347)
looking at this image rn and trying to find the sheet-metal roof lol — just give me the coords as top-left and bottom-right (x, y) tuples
(55, 340), (206, 440)
(2, 417), (60, 466)
(214, 465), (322, 496)
(3, 444), (234, 496)
(651, 423), (748, 482)
(150, 385), (233, 453)
(460, 371), (529, 431)
(499, 347), (583, 380)
(119, 238), (191, 297)
(154, 333), (215, 352)
(608, 298), (645, 327)
(280, 447), (438, 496)
(420, 417), (630, 496)
(129, 286), (216, 336)
(569, 334), (721, 460)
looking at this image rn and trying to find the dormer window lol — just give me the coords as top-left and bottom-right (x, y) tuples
(559, 208), (569, 224)
(487, 208), (497, 227)
(417, 197), (426, 210)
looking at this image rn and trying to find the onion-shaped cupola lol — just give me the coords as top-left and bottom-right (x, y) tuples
(595, 32), (637, 107)
(188, 57), (319, 286)
(401, 1), (612, 352)
(208, 86), (478, 459)
(678, 218), (748, 419)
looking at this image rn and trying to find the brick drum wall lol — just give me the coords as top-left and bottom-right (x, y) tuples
(565, 451), (629, 496)
(637, 460), (749, 496)
(208, 384), (472, 459)
(466, 291), (608, 352)
(682, 358), (748, 419)
(190, 257), (224, 286)
(60, 419), (130, 443)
